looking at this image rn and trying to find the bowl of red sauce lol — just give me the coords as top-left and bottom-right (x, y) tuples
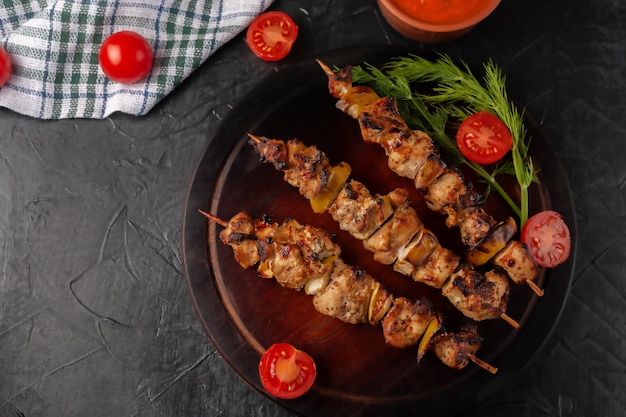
(377, 0), (501, 43)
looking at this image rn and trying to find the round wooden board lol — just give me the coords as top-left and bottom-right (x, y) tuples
(181, 46), (576, 417)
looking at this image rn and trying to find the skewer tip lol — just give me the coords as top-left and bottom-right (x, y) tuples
(247, 133), (262, 143)
(315, 58), (333, 75)
(500, 313), (520, 329)
(468, 354), (498, 374)
(526, 279), (545, 297)
(198, 209), (227, 227)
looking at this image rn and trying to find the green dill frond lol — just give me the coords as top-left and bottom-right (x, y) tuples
(349, 53), (538, 222)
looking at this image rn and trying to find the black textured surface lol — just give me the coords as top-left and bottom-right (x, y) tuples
(1, 1), (624, 416)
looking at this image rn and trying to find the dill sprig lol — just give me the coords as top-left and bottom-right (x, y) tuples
(352, 54), (537, 226)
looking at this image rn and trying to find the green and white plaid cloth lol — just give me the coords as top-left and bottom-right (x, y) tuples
(0, 0), (274, 119)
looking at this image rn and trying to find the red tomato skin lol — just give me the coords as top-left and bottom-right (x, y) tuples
(521, 210), (571, 268)
(259, 343), (316, 399)
(99, 31), (153, 84)
(0, 46), (11, 87)
(246, 11), (298, 61)
(456, 111), (513, 165)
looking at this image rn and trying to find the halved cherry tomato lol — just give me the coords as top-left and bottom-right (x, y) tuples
(99, 31), (153, 84)
(0, 46), (11, 87)
(246, 11), (298, 61)
(521, 210), (571, 268)
(259, 343), (316, 399)
(456, 111), (513, 164)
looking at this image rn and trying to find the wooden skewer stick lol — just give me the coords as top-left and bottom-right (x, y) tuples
(500, 313), (520, 329)
(316, 58), (334, 76)
(526, 279), (544, 297)
(468, 354), (498, 375)
(247, 133), (262, 143)
(198, 209), (227, 227)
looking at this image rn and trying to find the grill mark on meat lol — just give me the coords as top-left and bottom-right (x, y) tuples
(344, 182), (358, 199)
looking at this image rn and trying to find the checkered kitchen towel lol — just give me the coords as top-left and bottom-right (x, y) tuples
(0, 0), (274, 119)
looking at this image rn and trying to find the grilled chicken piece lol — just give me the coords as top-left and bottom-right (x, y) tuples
(442, 264), (510, 321)
(492, 240), (540, 286)
(358, 97), (447, 191)
(424, 168), (484, 228)
(458, 207), (497, 248)
(389, 131), (447, 191)
(271, 243), (310, 290)
(219, 211), (256, 242)
(274, 218), (340, 263)
(313, 258), (375, 324)
(250, 137), (332, 201)
(358, 96), (410, 144)
(432, 326), (483, 370)
(381, 297), (435, 348)
(218, 211), (261, 269)
(411, 244), (461, 288)
(272, 218), (341, 290)
(253, 215), (280, 279)
(248, 136), (287, 169)
(286, 140), (333, 200)
(328, 180), (407, 240)
(385, 131), (428, 180)
(363, 202), (423, 265)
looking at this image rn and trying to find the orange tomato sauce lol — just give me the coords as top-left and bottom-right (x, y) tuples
(390, 0), (494, 25)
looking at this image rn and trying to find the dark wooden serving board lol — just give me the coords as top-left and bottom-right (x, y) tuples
(181, 46), (576, 417)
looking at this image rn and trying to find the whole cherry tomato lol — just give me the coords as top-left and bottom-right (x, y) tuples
(456, 111), (513, 165)
(259, 343), (316, 399)
(0, 45), (12, 87)
(99, 31), (153, 84)
(246, 11), (298, 61)
(521, 210), (571, 268)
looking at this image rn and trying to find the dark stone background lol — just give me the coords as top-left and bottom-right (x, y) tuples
(1, 0), (624, 416)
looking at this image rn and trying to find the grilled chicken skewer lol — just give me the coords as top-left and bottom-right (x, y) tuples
(203, 209), (497, 374)
(248, 134), (519, 329)
(317, 60), (543, 297)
